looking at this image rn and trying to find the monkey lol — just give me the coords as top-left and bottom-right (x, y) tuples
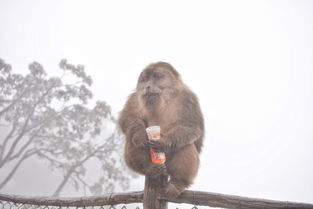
(118, 62), (204, 198)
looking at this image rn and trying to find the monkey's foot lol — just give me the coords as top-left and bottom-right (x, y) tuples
(144, 164), (167, 179)
(164, 183), (184, 199)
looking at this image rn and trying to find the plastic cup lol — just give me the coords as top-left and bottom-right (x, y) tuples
(146, 126), (166, 164)
(146, 126), (161, 140)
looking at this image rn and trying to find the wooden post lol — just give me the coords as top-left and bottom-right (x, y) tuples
(143, 175), (168, 209)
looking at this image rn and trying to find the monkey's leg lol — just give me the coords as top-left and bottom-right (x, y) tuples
(165, 144), (199, 198)
(124, 145), (167, 178)
(144, 163), (168, 179)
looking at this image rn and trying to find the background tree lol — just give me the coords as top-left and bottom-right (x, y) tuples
(0, 58), (131, 196)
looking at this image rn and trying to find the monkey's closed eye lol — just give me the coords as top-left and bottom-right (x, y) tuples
(153, 73), (163, 79)
(139, 75), (149, 82)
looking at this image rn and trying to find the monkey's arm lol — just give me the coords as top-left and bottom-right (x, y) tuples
(149, 92), (204, 153)
(118, 94), (148, 148)
(149, 125), (203, 153)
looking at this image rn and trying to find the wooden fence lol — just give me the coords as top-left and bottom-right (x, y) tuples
(1, 177), (313, 209)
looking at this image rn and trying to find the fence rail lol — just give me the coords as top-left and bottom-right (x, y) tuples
(163, 190), (313, 209)
(0, 192), (142, 207)
(1, 190), (313, 209)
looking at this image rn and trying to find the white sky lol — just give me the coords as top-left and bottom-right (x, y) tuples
(1, 0), (313, 205)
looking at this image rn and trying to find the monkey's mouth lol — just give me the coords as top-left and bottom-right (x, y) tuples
(142, 92), (160, 100)
(142, 93), (160, 106)
(144, 92), (160, 96)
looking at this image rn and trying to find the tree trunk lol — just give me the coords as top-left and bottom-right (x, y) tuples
(52, 167), (75, 197)
(143, 175), (168, 209)
(0, 151), (35, 189)
(52, 149), (97, 197)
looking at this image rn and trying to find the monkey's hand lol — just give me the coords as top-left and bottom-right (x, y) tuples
(131, 131), (149, 149)
(148, 140), (171, 153)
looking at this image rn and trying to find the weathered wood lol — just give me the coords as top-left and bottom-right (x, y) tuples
(143, 176), (168, 209)
(161, 190), (313, 209)
(0, 191), (143, 207)
(1, 190), (313, 209)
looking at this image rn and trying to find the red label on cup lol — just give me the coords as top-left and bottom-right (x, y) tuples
(151, 133), (160, 140)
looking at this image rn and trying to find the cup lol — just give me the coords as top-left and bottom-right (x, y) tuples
(146, 126), (166, 164)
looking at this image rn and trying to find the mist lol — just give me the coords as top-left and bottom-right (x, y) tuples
(0, 0), (312, 207)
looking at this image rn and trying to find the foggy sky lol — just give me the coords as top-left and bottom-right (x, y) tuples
(0, 0), (312, 205)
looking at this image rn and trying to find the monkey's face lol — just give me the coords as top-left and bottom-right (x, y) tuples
(137, 62), (180, 107)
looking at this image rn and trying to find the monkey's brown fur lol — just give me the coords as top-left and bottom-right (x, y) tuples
(118, 62), (204, 198)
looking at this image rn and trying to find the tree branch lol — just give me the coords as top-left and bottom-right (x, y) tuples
(51, 136), (113, 197)
(23, 104), (73, 134)
(0, 89), (28, 117)
(2, 108), (37, 164)
(0, 123), (17, 164)
(52, 166), (76, 197)
(7, 135), (36, 162)
(0, 99), (13, 103)
(37, 152), (65, 166)
(2, 86), (55, 164)
(37, 148), (65, 156)
(0, 150), (37, 189)
(75, 172), (90, 196)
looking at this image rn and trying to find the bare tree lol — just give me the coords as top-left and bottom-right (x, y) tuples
(0, 58), (131, 196)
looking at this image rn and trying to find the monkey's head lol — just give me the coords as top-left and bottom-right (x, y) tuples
(137, 62), (182, 107)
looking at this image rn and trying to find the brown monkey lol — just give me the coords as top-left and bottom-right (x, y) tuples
(118, 62), (204, 198)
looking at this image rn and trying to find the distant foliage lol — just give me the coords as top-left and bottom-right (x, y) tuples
(0, 58), (131, 196)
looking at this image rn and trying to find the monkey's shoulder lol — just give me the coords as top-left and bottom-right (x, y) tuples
(176, 88), (200, 110)
(123, 92), (140, 109)
(120, 92), (143, 118)
(175, 88), (204, 128)
(126, 92), (138, 102)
